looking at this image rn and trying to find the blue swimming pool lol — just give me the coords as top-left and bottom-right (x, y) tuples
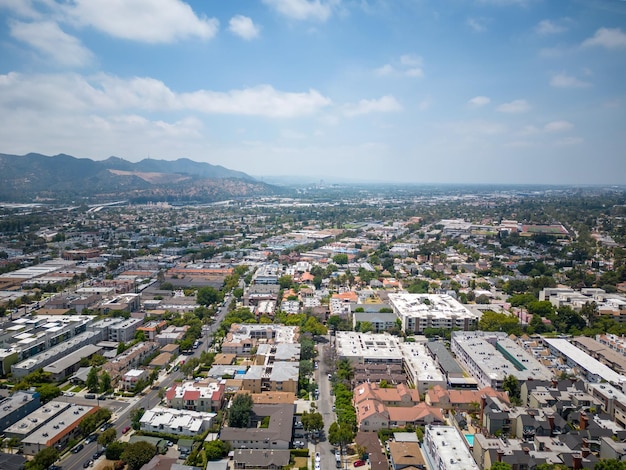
(465, 434), (475, 446)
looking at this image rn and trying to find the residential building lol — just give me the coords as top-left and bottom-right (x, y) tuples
(335, 332), (403, 365)
(43, 344), (102, 381)
(166, 381), (225, 412)
(220, 403), (293, 450)
(121, 369), (148, 391)
(21, 403), (98, 455)
(108, 317), (143, 343)
(399, 341), (446, 394)
(5, 400), (71, 439)
(140, 406), (216, 436)
(451, 331), (552, 390)
(0, 390), (41, 430)
(388, 293), (480, 333)
(423, 425), (479, 470)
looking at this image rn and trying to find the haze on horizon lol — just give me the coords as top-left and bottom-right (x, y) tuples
(0, 0), (625, 185)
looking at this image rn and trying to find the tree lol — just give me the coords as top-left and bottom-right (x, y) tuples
(229, 393), (254, 427)
(332, 254), (349, 265)
(197, 286), (221, 306)
(131, 408), (145, 430)
(98, 428), (117, 447)
(278, 275), (293, 289)
(205, 439), (229, 460)
(121, 441), (157, 470)
(489, 463), (513, 470)
(25, 447), (59, 470)
(180, 357), (200, 377)
(86, 367), (99, 392)
(36, 383), (61, 403)
(478, 311), (521, 335)
(502, 375), (521, 405)
(100, 371), (112, 393)
(302, 316), (328, 336)
(328, 421), (354, 448)
(302, 411), (325, 434)
(106, 441), (127, 461)
(594, 460), (626, 470)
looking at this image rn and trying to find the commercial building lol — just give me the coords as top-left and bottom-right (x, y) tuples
(388, 294), (480, 333)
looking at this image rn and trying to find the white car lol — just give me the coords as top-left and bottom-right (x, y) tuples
(64, 392), (75, 397)
(315, 463), (321, 470)
(316, 452), (321, 463)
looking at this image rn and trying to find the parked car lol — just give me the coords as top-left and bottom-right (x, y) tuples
(84, 394), (96, 399)
(83, 460), (93, 468)
(64, 391), (75, 397)
(354, 460), (366, 467)
(293, 441), (305, 449)
(84, 434), (97, 444)
(315, 452), (321, 463)
(72, 444), (84, 454)
(122, 426), (131, 434)
(98, 395), (107, 400)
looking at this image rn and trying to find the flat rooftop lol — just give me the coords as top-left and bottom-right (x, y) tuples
(335, 332), (403, 363)
(425, 426), (479, 470)
(388, 293), (479, 320)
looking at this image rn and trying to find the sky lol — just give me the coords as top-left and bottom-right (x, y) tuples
(0, 0), (625, 185)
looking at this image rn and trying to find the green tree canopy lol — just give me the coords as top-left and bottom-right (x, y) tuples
(477, 311), (521, 335)
(25, 447), (59, 470)
(121, 441), (157, 470)
(332, 253), (349, 265)
(104, 441), (128, 460)
(229, 393), (254, 428)
(197, 286), (222, 306)
(98, 427), (117, 447)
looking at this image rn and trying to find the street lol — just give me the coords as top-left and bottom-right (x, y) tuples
(315, 334), (338, 470)
(58, 294), (232, 470)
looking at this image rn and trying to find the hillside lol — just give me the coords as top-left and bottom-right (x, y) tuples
(0, 153), (280, 203)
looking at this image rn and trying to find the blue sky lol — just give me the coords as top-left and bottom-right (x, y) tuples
(0, 0), (625, 184)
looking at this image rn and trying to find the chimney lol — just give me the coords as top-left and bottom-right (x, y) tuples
(547, 414), (555, 436)
(581, 447), (590, 458)
(580, 412), (588, 430)
(522, 447), (530, 454)
(480, 395), (487, 423)
(572, 454), (583, 470)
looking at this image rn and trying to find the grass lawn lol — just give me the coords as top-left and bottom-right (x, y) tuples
(61, 383), (73, 391)
(293, 456), (307, 469)
(70, 385), (84, 392)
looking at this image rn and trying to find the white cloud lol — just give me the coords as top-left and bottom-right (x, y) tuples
(400, 54), (422, 67)
(467, 96), (491, 108)
(343, 95), (402, 117)
(554, 137), (583, 146)
(0, 0), (42, 19)
(376, 55), (424, 78)
(550, 72), (591, 88)
(262, 0), (333, 21)
(497, 99), (530, 113)
(375, 64), (395, 76)
(229, 15), (260, 40)
(544, 120), (573, 132)
(467, 17), (488, 32)
(582, 27), (626, 49)
(0, 72), (332, 118)
(9, 20), (93, 67)
(535, 19), (566, 35)
(63, 0), (219, 43)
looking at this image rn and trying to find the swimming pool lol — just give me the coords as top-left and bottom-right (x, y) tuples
(465, 434), (475, 446)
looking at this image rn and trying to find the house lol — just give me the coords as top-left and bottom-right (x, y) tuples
(220, 404), (293, 450)
(388, 441), (426, 470)
(232, 449), (291, 469)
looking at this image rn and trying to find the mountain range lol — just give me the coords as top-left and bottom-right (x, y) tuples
(0, 153), (282, 203)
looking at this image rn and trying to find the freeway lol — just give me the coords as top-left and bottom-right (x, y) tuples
(58, 294), (232, 470)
